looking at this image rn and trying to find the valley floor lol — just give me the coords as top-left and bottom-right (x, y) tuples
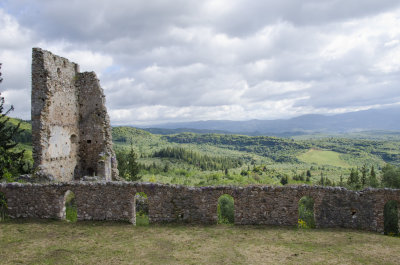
(1, 220), (399, 264)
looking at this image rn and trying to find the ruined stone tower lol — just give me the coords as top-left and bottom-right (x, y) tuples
(31, 48), (118, 181)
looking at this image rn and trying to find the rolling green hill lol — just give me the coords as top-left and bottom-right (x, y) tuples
(5, 119), (400, 187)
(112, 128), (400, 187)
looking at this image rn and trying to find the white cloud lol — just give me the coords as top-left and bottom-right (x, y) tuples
(1, 1), (400, 125)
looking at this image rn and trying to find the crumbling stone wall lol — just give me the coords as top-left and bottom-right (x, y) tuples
(31, 48), (118, 181)
(1, 183), (399, 233)
(22, 48), (400, 233)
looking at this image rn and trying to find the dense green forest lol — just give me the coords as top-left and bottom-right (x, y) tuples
(3, 117), (400, 190)
(112, 126), (400, 188)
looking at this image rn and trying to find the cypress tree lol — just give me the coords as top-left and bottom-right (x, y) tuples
(348, 168), (355, 186)
(369, 166), (378, 188)
(126, 146), (140, 181)
(361, 164), (368, 187)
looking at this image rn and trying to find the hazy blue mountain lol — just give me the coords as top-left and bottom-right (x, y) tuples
(139, 107), (400, 136)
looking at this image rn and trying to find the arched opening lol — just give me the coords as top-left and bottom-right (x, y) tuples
(70, 134), (78, 144)
(218, 194), (234, 224)
(135, 192), (149, 226)
(298, 196), (315, 228)
(384, 200), (399, 236)
(64, 190), (77, 223)
(0, 192), (7, 221)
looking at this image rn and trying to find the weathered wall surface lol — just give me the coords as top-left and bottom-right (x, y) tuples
(32, 48), (80, 181)
(76, 72), (117, 179)
(31, 48), (118, 181)
(1, 183), (399, 233)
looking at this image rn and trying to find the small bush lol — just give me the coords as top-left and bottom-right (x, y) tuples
(218, 194), (234, 224)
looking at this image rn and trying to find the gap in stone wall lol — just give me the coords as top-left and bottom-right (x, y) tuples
(298, 196), (315, 228)
(218, 194), (234, 224)
(135, 192), (149, 226)
(63, 190), (77, 223)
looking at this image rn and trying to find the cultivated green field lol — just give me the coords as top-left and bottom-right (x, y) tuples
(1, 220), (400, 265)
(298, 149), (350, 168)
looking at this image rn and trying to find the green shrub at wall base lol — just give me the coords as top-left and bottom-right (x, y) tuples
(384, 200), (399, 236)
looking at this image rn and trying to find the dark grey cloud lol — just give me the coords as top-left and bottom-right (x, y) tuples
(1, 0), (400, 125)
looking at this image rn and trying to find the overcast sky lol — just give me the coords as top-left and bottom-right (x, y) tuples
(1, 0), (400, 126)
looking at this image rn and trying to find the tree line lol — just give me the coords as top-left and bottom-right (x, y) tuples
(163, 133), (308, 163)
(153, 146), (243, 171)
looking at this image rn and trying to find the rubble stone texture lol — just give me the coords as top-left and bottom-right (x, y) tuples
(0, 183), (399, 233)
(31, 48), (118, 181)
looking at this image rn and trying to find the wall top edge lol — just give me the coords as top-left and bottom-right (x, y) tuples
(1, 181), (399, 194)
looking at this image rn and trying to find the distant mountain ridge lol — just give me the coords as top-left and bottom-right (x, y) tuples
(140, 107), (400, 136)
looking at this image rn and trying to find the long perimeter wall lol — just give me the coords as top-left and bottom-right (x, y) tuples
(1, 182), (399, 233)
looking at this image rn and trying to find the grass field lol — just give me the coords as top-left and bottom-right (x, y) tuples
(1, 220), (400, 264)
(298, 149), (350, 168)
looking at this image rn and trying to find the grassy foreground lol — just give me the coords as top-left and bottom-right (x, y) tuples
(1, 220), (400, 264)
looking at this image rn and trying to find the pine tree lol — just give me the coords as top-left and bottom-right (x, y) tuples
(319, 172), (324, 186)
(347, 168), (355, 185)
(361, 164), (367, 187)
(347, 168), (360, 189)
(354, 168), (360, 186)
(116, 143), (140, 182)
(369, 166), (378, 188)
(280, 175), (288, 185)
(0, 63), (26, 181)
(125, 144), (140, 181)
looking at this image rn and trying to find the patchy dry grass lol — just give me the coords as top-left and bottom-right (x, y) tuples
(1, 219), (400, 264)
